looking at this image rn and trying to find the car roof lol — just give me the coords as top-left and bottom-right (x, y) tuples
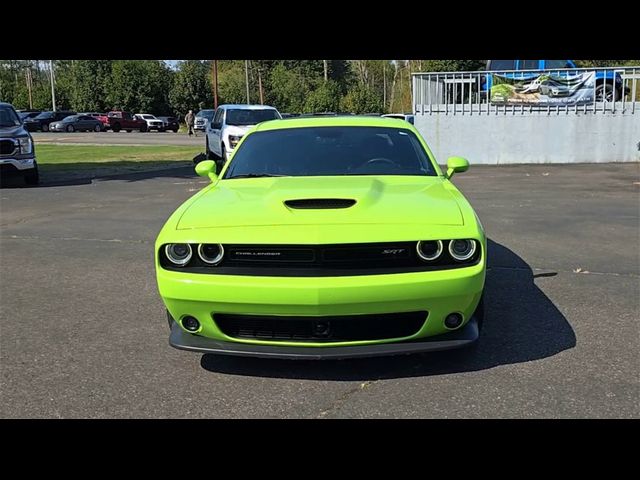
(254, 116), (415, 132)
(219, 104), (278, 111)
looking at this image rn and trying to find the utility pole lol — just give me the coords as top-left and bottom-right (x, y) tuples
(49, 60), (57, 112)
(244, 60), (250, 104)
(323, 60), (328, 82)
(383, 62), (386, 111)
(212, 60), (218, 109)
(258, 69), (264, 105)
(26, 68), (33, 109)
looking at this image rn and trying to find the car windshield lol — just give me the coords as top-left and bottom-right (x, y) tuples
(0, 106), (21, 127)
(225, 109), (280, 126)
(196, 110), (215, 120)
(35, 111), (54, 119)
(223, 126), (437, 179)
(63, 116), (78, 122)
(141, 115), (155, 119)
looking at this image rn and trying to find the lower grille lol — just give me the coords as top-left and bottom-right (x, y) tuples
(215, 311), (427, 342)
(0, 140), (17, 156)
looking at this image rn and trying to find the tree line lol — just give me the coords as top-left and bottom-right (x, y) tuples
(1, 60), (637, 118)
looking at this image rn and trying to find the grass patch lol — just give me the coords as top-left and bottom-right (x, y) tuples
(35, 144), (200, 182)
(37, 144), (200, 164)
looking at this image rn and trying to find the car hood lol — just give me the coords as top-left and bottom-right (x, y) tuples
(177, 176), (464, 230)
(0, 125), (27, 136)
(223, 125), (252, 136)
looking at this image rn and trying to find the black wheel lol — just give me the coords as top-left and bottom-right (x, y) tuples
(595, 83), (614, 102)
(94, 124), (101, 132)
(41, 123), (49, 132)
(66, 125), (74, 132)
(24, 163), (39, 186)
(166, 310), (176, 330)
(140, 124), (147, 133)
(112, 123), (121, 132)
(172, 127), (179, 133)
(159, 128), (166, 132)
(126, 129), (132, 133)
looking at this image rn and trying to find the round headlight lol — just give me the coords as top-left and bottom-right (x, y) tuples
(448, 239), (477, 261)
(198, 243), (224, 265)
(416, 240), (443, 261)
(165, 243), (192, 266)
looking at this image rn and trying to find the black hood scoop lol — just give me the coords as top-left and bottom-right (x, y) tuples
(284, 198), (357, 209)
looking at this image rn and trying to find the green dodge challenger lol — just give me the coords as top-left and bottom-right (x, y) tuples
(155, 116), (486, 359)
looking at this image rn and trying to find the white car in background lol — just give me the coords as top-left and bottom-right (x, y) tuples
(205, 104), (281, 166)
(194, 109), (215, 133)
(135, 113), (165, 132)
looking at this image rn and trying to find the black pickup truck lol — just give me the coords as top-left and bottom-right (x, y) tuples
(0, 102), (39, 185)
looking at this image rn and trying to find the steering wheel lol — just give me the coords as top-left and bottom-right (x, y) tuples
(364, 157), (402, 168)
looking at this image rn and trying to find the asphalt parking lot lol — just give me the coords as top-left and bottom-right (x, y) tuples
(1, 163), (638, 418)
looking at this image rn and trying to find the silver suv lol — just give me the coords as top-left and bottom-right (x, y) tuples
(0, 102), (38, 185)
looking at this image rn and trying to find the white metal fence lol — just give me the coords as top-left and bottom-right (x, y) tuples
(412, 67), (640, 115)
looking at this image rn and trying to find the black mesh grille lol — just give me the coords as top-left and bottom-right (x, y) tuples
(215, 312), (427, 342)
(0, 140), (17, 155)
(284, 198), (356, 209)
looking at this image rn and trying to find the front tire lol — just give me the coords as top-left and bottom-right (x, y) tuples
(24, 163), (39, 186)
(94, 124), (101, 132)
(66, 125), (75, 132)
(41, 123), (49, 132)
(112, 123), (121, 132)
(595, 83), (614, 102)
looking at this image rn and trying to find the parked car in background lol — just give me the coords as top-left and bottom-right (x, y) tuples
(206, 104), (281, 166)
(18, 111), (42, 122)
(135, 113), (165, 131)
(49, 114), (104, 132)
(482, 60), (629, 101)
(23, 110), (76, 132)
(194, 109), (215, 132)
(79, 112), (105, 119)
(157, 116), (179, 133)
(381, 113), (415, 125)
(102, 111), (147, 132)
(0, 102), (39, 185)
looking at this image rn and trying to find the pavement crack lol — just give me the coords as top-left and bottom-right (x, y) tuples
(317, 381), (375, 418)
(489, 265), (639, 278)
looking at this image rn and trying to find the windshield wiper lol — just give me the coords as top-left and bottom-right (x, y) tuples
(227, 173), (288, 179)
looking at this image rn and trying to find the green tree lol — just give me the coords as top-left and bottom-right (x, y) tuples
(267, 63), (310, 113)
(168, 60), (213, 117)
(303, 80), (341, 113)
(340, 85), (383, 114)
(107, 60), (173, 114)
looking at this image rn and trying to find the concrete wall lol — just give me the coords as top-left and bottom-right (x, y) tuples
(415, 113), (640, 164)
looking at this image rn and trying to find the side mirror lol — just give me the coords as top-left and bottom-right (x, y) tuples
(446, 156), (469, 179)
(195, 160), (219, 183)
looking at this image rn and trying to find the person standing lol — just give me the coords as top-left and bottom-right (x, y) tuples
(185, 110), (195, 136)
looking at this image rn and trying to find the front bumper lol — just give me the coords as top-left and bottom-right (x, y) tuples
(169, 316), (479, 359)
(0, 157), (36, 172)
(194, 125), (206, 131)
(158, 259), (485, 351)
